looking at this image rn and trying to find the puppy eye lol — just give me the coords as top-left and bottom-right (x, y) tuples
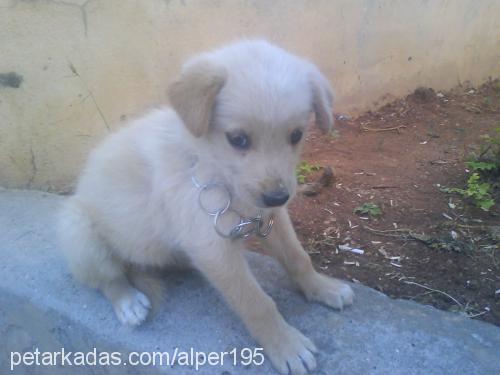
(290, 129), (303, 145)
(226, 132), (251, 150)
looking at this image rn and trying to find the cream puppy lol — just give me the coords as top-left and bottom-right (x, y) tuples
(58, 40), (354, 375)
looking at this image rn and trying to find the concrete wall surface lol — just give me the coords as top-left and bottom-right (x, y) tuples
(1, 0), (499, 191)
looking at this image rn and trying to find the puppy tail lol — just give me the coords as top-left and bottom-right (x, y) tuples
(127, 267), (165, 316)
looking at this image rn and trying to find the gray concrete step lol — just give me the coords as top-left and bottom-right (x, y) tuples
(1, 189), (499, 374)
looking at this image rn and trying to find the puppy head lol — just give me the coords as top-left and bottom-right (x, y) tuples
(169, 41), (334, 211)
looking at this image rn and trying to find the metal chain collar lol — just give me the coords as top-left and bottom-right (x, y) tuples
(191, 175), (274, 240)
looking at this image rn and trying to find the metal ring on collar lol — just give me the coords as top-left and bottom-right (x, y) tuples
(257, 214), (274, 237)
(198, 182), (232, 216)
(214, 210), (245, 239)
(230, 218), (258, 239)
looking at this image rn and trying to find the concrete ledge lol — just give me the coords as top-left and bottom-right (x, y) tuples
(1, 189), (499, 374)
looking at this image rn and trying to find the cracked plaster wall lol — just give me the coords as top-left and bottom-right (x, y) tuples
(0, 0), (499, 191)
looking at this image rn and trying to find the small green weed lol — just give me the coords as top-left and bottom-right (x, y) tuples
(441, 173), (494, 211)
(442, 127), (499, 211)
(465, 160), (496, 171)
(354, 202), (382, 218)
(296, 161), (321, 184)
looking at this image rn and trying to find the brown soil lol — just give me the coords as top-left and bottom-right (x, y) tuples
(289, 80), (500, 326)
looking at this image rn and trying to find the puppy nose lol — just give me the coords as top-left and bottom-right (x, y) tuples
(262, 190), (290, 207)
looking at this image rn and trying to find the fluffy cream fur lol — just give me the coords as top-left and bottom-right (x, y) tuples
(58, 40), (354, 375)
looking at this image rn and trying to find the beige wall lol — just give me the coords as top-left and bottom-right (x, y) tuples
(1, 0), (499, 191)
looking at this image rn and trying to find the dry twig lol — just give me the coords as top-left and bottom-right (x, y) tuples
(403, 281), (464, 309)
(362, 125), (406, 133)
(363, 226), (430, 244)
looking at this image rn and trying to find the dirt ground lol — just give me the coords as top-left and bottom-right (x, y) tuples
(289, 80), (500, 326)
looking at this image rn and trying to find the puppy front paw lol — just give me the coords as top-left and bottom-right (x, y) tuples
(302, 273), (354, 310)
(261, 322), (317, 375)
(113, 289), (151, 326)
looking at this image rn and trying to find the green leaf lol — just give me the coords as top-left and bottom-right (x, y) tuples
(465, 161), (496, 171)
(296, 161), (321, 184)
(479, 199), (495, 211)
(354, 202), (382, 218)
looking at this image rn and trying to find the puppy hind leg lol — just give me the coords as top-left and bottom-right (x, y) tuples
(102, 275), (152, 326)
(57, 199), (151, 326)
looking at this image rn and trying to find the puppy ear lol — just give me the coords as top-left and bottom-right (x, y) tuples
(169, 58), (227, 137)
(309, 66), (334, 133)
